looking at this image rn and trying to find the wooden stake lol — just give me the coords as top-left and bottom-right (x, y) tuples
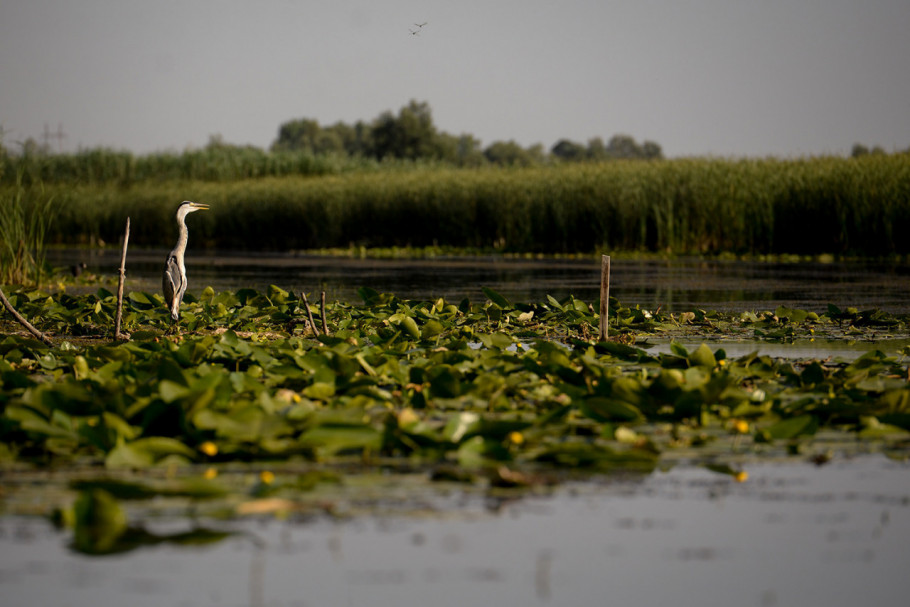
(320, 291), (329, 336)
(301, 292), (319, 336)
(599, 255), (610, 341)
(114, 217), (130, 340)
(0, 287), (53, 346)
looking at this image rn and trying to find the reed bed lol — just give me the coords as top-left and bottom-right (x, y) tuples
(13, 154), (910, 256)
(2, 147), (383, 185)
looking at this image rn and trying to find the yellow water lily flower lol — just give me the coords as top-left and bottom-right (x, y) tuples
(507, 431), (525, 445)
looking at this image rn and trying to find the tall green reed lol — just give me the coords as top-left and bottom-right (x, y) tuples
(24, 154), (910, 256)
(0, 172), (57, 286)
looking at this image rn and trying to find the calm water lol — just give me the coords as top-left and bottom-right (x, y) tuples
(47, 249), (910, 313)
(2, 456), (908, 607)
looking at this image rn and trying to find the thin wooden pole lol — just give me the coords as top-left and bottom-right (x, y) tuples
(114, 217), (130, 340)
(599, 255), (610, 341)
(0, 287), (53, 346)
(301, 292), (319, 336)
(320, 291), (329, 336)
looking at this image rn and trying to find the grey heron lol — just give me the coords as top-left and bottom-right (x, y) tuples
(163, 200), (209, 325)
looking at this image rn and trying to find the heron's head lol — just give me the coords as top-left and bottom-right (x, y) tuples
(176, 200), (210, 219)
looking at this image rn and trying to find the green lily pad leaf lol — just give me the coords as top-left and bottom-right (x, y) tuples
(400, 316), (420, 339)
(482, 286), (511, 309)
(775, 306), (809, 323)
(268, 285), (289, 303)
(477, 332), (513, 350)
(72, 489), (128, 554)
(880, 413), (910, 432)
(688, 344), (717, 368)
(669, 342), (689, 357)
(357, 287), (380, 305)
(299, 425), (382, 455)
(128, 291), (156, 309)
(6, 405), (77, 439)
(421, 319), (445, 340)
(106, 443), (155, 468)
(535, 442), (658, 470)
(455, 435), (488, 467)
(129, 330), (159, 340)
(428, 364), (462, 398)
(858, 416), (910, 438)
(159, 380), (191, 403)
(546, 295), (564, 311)
(303, 382), (336, 400)
(443, 412), (481, 443)
(763, 415), (819, 440)
(593, 341), (648, 361)
(132, 436), (197, 458)
(580, 397), (644, 422)
(71, 479), (159, 500)
(106, 437), (196, 468)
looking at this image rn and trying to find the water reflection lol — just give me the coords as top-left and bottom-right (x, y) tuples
(2, 457), (908, 607)
(46, 249), (910, 313)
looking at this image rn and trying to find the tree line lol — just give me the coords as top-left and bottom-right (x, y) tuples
(2, 99), (906, 185)
(269, 100), (663, 166)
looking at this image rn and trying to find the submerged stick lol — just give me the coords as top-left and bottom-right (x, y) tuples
(0, 287), (53, 346)
(114, 217), (131, 340)
(301, 292), (319, 337)
(599, 255), (611, 341)
(320, 291), (329, 335)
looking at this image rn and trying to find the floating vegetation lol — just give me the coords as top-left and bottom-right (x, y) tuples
(2, 286), (910, 553)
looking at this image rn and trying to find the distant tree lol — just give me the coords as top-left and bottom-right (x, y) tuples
(204, 134), (261, 153)
(851, 143), (870, 157)
(369, 100), (439, 160)
(551, 139), (587, 161)
(641, 140), (663, 159)
(605, 134), (642, 159)
(436, 133), (485, 166)
(548, 134), (663, 162)
(20, 137), (47, 157)
(851, 143), (887, 158)
(484, 140), (540, 166)
(324, 121), (370, 156)
(271, 118), (323, 153)
(586, 137), (607, 160)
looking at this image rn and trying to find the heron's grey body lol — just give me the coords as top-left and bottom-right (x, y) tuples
(163, 201), (209, 322)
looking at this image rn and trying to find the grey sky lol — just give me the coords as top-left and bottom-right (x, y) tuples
(2, 0), (908, 158)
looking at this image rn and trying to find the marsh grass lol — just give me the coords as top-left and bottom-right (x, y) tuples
(0, 172), (56, 286)
(11, 154), (910, 256)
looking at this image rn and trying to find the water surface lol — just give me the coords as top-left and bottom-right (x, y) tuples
(2, 456), (907, 607)
(48, 249), (910, 313)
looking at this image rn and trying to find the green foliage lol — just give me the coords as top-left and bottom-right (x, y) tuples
(0, 172), (56, 286)
(22, 154), (910, 256)
(2, 286), (910, 476)
(3, 286), (910, 554)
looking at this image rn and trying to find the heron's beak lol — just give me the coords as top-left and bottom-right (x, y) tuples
(193, 202), (210, 211)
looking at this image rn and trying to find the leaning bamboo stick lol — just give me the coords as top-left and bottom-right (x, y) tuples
(114, 217), (130, 340)
(301, 292), (319, 337)
(320, 291), (329, 335)
(0, 287), (53, 346)
(599, 255), (611, 341)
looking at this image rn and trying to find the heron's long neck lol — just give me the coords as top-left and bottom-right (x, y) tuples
(172, 216), (189, 262)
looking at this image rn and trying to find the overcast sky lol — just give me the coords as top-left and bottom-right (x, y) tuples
(2, 0), (908, 158)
